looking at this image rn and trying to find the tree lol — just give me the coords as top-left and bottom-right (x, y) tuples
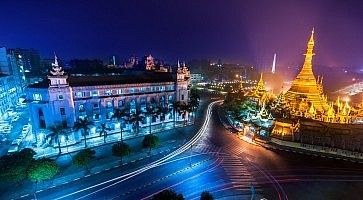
(152, 189), (184, 200)
(190, 88), (201, 102)
(172, 101), (181, 127)
(112, 142), (131, 164)
(178, 102), (189, 125)
(27, 158), (59, 182)
(142, 134), (160, 153)
(47, 124), (66, 154)
(0, 148), (36, 183)
(200, 191), (214, 200)
(72, 148), (96, 172)
(187, 98), (199, 124)
(159, 105), (169, 126)
(145, 105), (160, 134)
(99, 123), (111, 143)
(112, 108), (129, 141)
(74, 118), (94, 147)
(129, 109), (144, 135)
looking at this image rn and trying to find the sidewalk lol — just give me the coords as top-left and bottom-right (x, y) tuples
(31, 120), (190, 159)
(257, 137), (363, 164)
(1, 99), (212, 200)
(217, 107), (258, 146)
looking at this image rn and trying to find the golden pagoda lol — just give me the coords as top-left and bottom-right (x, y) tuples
(250, 73), (270, 105)
(284, 28), (328, 112)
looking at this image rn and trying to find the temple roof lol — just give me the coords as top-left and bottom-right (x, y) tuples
(28, 71), (175, 88)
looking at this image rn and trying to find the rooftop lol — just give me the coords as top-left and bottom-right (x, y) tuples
(28, 71), (176, 88)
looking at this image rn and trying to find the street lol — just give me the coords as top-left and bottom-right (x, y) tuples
(15, 101), (363, 200)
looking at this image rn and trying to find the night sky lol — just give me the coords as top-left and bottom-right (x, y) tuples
(1, 0), (363, 69)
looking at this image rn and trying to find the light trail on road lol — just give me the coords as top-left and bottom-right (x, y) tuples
(54, 100), (223, 200)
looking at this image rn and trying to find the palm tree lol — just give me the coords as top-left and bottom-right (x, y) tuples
(188, 98), (199, 124)
(178, 102), (189, 125)
(74, 118), (94, 148)
(130, 109), (144, 135)
(159, 105), (169, 126)
(99, 123), (111, 143)
(145, 105), (161, 134)
(172, 101), (181, 128)
(46, 124), (65, 154)
(112, 108), (129, 142)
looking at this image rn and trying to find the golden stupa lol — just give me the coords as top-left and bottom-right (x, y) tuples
(284, 29), (328, 112)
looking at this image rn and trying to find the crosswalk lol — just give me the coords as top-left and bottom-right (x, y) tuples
(221, 153), (262, 193)
(192, 140), (263, 195)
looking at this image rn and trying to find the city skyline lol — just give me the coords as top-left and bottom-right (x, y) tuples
(0, 0), (363, 69)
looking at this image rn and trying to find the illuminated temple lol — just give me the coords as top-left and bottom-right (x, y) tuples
(284, 29), (329, 113)
(270, 29), (359, 124)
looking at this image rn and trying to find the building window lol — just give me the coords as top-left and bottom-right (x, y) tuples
(105, 90), (112, 96)
(140, 87), (145, 92)
(106, 111), (113, 120)
(118, 100), (124, 107)
(94, 103), (99, 109)
(58, 94), (64, 100)
(62, 120), (67, 128)
(75, 92), (83, 98)
(92, 91), (99, 97)
(106, 101), (113, 108)
(160, 86), (165, 91)
(79, 104), (85, 112)
(181, 95), (184, 101)
(93, 113), (100, 120)
(118, 89), (123, 94)
(60, 108), (66, 115)
(140, 98), (146, 111)
(130, 99), (136, 113)
(130, 88), (135, 93)
(33, 94), (42, 101)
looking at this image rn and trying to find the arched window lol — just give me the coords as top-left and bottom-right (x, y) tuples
(130, 99), (136, 113)
(39, 109), (46, 128)
(160, 96), (165, 107)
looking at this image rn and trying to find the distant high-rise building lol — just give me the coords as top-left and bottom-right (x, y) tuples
(0, 47), (26, 117)
(0, 47), (10, 74)
(8, 48), (42, 79)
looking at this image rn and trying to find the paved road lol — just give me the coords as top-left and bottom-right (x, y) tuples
(17, 101), (363, 200)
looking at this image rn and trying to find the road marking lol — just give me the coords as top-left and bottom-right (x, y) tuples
(54, 101), (222, 200)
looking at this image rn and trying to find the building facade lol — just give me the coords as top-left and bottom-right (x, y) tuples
(26, 57), (191, 143)
(0, 47), (26, 117)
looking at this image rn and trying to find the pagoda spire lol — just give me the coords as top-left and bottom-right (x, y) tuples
(52, 53), (59, 67)
(300, 28), (315, 75)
